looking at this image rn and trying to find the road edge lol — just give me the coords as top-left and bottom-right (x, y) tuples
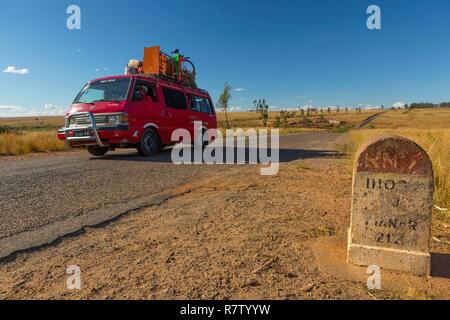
(0, 190), (188, 261)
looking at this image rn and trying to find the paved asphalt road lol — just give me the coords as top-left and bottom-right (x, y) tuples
(0, 132), (344, 258)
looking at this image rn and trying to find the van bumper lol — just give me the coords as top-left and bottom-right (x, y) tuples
(57, 112), (130, 148)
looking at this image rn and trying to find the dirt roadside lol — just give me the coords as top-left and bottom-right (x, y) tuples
(0, 147), (448, 300)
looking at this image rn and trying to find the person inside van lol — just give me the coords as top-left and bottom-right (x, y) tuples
(135, 85), (152, 102)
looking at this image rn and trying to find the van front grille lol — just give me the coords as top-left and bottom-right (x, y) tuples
(68, 114), (109, 127)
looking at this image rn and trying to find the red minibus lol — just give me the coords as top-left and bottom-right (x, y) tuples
(58, 75), (217, 156)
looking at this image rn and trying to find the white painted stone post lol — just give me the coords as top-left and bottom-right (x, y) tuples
(348, 136), (434, 276)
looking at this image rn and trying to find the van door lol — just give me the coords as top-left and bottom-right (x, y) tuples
(161, 86), (191, 143)
(127, 79), (169, 143)
(188, 94), (217, 144)
(189, 94), (216, 125)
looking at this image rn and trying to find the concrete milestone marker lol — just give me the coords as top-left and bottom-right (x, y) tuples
(348, 135), (434, 276)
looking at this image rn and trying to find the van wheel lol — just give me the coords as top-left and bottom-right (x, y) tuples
(137, 128), (159, 156)
(87, 146), (109, 156)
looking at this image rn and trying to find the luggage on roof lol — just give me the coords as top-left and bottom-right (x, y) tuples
(125, 60), (143, 75)
(140, 46), (197, 88)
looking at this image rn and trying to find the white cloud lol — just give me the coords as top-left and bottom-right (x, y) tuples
(392, 101), (407, 108)
(3, 66), (29, 75)
(0, 105), (25, 111)
(95, 67), (110, 72)
(44, 104), (65, 115)
(0, 104), (65, 117)
(234, 88), (246, 92)
(0, 105), (26, 117)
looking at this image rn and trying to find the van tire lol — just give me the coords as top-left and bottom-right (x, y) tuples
(137, 128), (159, 156)
(87, 146), (109, 156)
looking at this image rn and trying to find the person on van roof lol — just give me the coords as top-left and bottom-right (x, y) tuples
(171, 49), (180, 60)
(171, 49), (182, 77)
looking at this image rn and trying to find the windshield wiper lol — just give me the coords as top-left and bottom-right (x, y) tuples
(73, 101), (94, 105)
(93, 99), (121, 103)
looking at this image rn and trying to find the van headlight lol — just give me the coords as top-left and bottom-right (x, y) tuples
(108, 114), (128, 125)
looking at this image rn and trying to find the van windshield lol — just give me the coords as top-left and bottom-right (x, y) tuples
(73, 78), (131, 104)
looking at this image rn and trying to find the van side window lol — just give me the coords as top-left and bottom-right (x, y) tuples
(163, 87), (187, 110)
(133, 80), (157, 102)
(190, 95), (201, 112)
(190, 95), (212, 113)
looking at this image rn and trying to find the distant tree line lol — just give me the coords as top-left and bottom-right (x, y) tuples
(439, 102), (450, 108)
(408, 102), (450, 109)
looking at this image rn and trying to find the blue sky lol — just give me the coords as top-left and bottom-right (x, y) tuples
(1, 0), (450, 116)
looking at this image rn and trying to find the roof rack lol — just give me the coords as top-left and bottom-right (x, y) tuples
(139, 46), (197, 88)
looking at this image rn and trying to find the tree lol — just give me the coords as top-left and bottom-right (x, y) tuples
(254, 99), (269, 127)
(274, 115), (281, 128)
(280, 110), (288, 128)
(217, 83), (232, 128)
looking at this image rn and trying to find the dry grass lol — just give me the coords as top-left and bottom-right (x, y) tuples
(345, 128), (450, 210)
(367, 108), (450, 129)
(0, 131), (67, 156)
(1, 109), (448, 157)
(0, 116), (64, 131)
(403, 287), (434, 300)
(1, 110), (379, 132)
(217, 110), (381, 129)
(0, 117), (66, 156)
(217, 127), (321, 136)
